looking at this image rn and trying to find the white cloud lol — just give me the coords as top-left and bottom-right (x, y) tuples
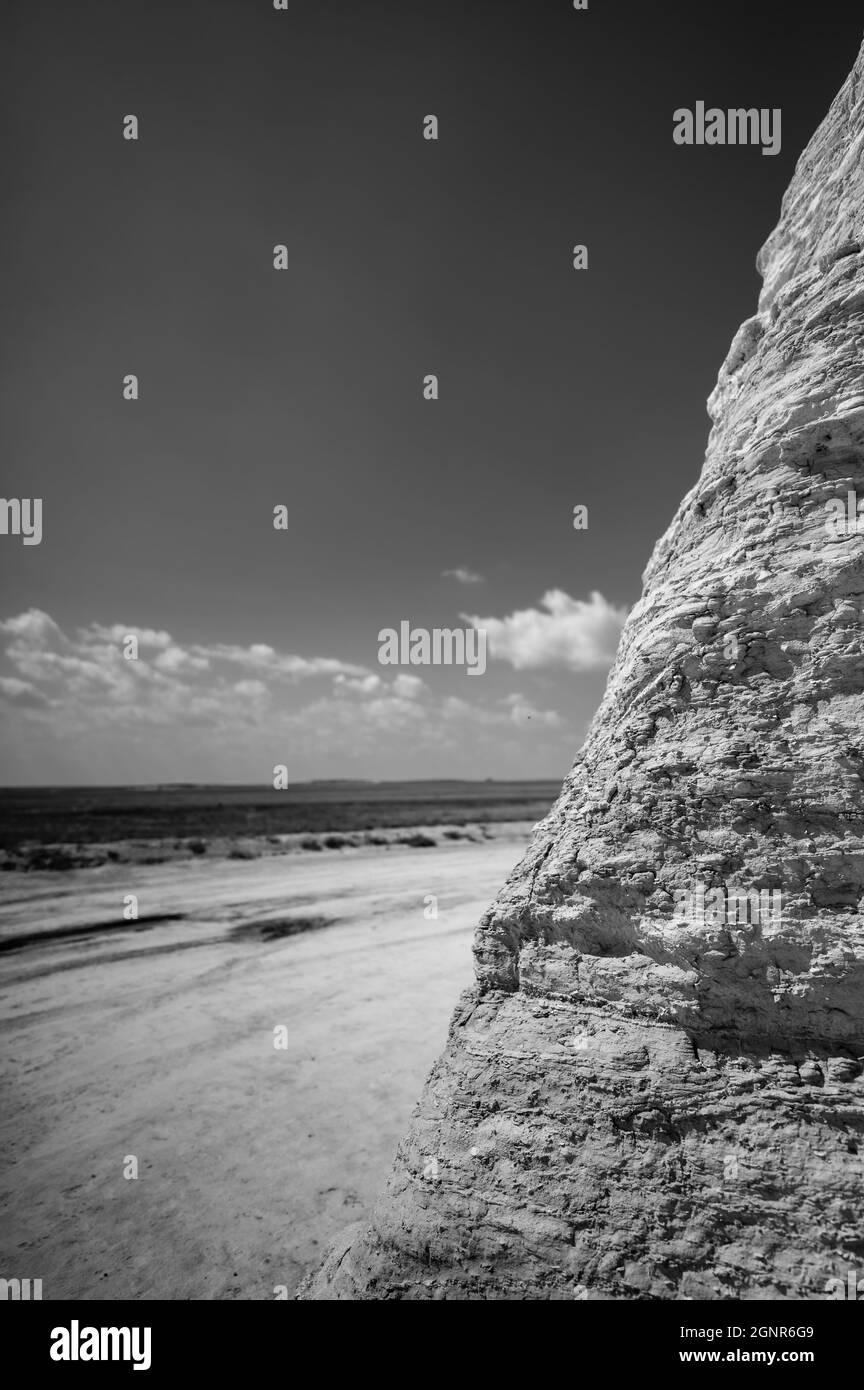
(0, 612), (373, 727)
(0, 676), (50, 706)
(462, 589), (627, 672)
(0, 609), (66, 644)
(333, 673), (424, 700)
(233, 679), (268, 699)
(393, 673), (425, 699)
(442, 567), (485, 584)
(333, 673), (383, 695)
(501, 693), (563, 728)
(89, 623), (173, 650)
(153, 646), (211, 674)
(436, 693), (563, 729)
(0, 609), (577, 779)
(188, 641), (369, 681)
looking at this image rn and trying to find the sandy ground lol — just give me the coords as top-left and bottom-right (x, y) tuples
(0, 829), (530, 1300)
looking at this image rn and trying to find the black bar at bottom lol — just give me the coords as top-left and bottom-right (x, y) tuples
(5, 1296), (858, 1377)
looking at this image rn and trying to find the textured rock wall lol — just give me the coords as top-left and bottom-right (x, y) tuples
(303, 38), (864, 1300)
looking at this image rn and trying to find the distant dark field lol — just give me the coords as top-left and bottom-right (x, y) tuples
(0, 782), (560, 851)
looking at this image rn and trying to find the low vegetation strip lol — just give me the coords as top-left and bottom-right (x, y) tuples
(0, 781), (558, 850)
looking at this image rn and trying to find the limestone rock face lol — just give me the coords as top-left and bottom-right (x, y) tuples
(303, 42), (864, 1300)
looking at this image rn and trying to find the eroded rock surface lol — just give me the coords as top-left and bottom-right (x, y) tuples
(302, 40), (864, 1300)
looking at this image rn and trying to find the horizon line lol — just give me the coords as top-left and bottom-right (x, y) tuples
(0, 777), (563, 791)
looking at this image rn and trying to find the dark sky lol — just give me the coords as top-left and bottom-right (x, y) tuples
(1, 0), (861, 784)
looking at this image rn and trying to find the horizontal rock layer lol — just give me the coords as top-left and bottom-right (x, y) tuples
(303, 35), (864, 1299)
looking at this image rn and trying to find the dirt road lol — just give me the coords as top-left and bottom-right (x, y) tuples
(0, 831), (529, 1299)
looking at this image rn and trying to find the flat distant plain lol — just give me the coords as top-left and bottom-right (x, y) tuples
(0, 780), (558, 867)
(0, 783), (554, 1298)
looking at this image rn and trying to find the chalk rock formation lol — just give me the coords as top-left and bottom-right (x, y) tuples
(304, 41), (864, 1300)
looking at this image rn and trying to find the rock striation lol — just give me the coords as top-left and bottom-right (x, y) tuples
(303, 39), (864, 1300)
